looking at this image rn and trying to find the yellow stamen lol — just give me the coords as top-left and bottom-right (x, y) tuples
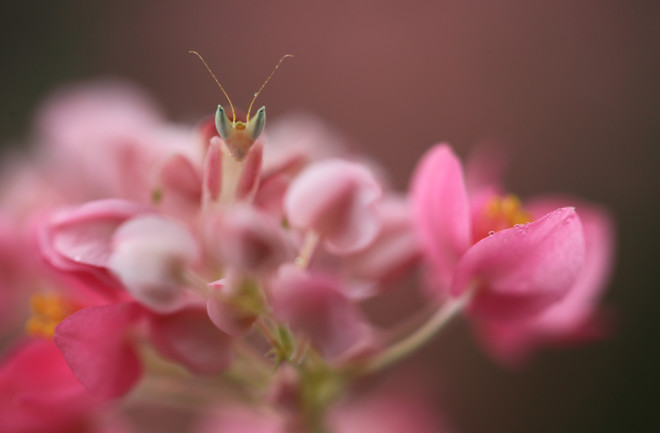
(485, 194), (533, 229)
(26, 293), (74, 338)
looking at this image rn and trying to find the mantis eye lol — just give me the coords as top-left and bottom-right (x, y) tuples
(247, 106), (266, 141)
(215, 105), (232, 140)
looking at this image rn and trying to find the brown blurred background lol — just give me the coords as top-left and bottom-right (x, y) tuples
(1, 1), (658, 432)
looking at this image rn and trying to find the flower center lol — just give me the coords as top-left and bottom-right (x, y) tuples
(26, 293), (75, 338)
(474, 194), (533, 240)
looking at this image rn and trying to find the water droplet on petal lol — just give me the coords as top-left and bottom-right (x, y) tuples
(488, 231), (496, 236)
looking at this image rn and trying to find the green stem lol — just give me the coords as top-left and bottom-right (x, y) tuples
(365, 290), (472, 373)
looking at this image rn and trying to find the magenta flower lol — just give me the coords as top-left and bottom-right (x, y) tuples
(54, 302), (143, 398)
(412, 144), (586, 320)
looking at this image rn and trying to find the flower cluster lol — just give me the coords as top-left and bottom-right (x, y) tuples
(0, 81), (615, 433)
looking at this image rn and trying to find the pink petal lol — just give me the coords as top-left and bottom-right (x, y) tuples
(54, 302), (144, 398)
(210, 204), (294, 276)
(0, 338), (101, 433)
(526, 197), (616, 330)
(284, 159), (382, 254)
(477, 198), (616, 364)
(149, 306), (233, 375)
(159, 153), (202, 203)
(108, 215), (199, 313)
(207, 278), (259, 337)
(329, 386), (449, 433)
(202, 137), (223, 203)
(269, 265), (367, 359)
(195, 405), (286, 433)
(254, 171), (290, 219)
(452, 207), (585, 320)
(344, 196), (421, 287)
(38, 200), (151, 296)
(411, 144), (471, 290)
(235, 141), (263, 201)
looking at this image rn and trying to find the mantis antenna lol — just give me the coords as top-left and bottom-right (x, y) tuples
(188, 50), (237, 124)
(246, 54), (294, 122)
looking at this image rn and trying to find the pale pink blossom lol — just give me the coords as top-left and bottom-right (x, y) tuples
(269, 265), (370, 359)
(329, 384), (450, 433)
(206, 204), (294, 276)
(342, 196), (420, 288)
(206, 275), (263, 337)
(195, 405), (287, 433)
(284, 159), (382, 254)
(148, 305), (233, 374)
(35, 82), (203, 205)
(38, 199), (153, 299)
(109, 215), (200, 313)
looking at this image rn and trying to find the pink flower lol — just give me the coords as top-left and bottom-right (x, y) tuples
(206, 274), (265, 337)
(148, 305), (233, 374)
(55, 300), (234, 398)
(269, 265), (370, 359)
(476, 198), (616, 364)
(34, 81), (203, 207)
(328, 384), (451, 433)
(0, 338), (104, 433)
(109, 215), (200, 313)
(412, 144), (586, 320)
(284, 159), (382, 254)
(195, 405), (286, 433)
(205, 204), (294, 276)
(53, 302), (144, 399)
(341, 196), (420, 288)
(38, 199), (153, 299)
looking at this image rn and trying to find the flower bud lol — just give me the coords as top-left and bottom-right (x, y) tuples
(206, 274), (264, 336)
(210, 204), (294, 276)
(108, 215), (199, 313)
(284, 159), (382, 254)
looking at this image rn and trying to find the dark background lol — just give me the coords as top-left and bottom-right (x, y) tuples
(1, 1), (658, 432)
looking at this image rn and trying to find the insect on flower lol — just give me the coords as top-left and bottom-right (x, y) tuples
(189, 51), (293, 161)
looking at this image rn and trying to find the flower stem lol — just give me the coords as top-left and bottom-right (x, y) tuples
(182, 269), (210, 297)
(364, 290), (472, 373)
(295, 231), (320, 269)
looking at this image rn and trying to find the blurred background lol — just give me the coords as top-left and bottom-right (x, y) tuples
(1, 1), (658, 432)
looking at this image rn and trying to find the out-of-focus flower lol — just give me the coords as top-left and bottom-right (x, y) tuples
(206, 204), (294, 276)
(341, 196), (420, 289)
(0, 338), (104, 433)
(329, 386), (450, 433)
(37, 199), (153, 299)
(109, 215), (200, 313)
(269, 264), (370, 359)
(195, 405), (287, 433)
(35, 82), (203, 209)
(285, 159), (382, 254)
